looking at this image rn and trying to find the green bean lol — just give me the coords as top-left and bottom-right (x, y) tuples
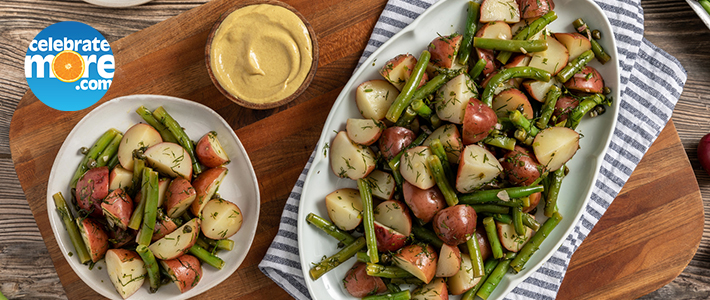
(459, 186), (544, 204)
(497, 11), (558, 64)
(545, 165), (567, 217)
(128, 167), (150, 230)
(469, 57), (487, 79)
(457, 1), (481, 65)
(411, 224), (444, 249)
(427, 156), (458, 206)
(573, 18), (611, 64)
(483, 135), (516, 150)
(536, 85), (562, 129)
(366, 263), (413, 278)
(428, 139), (455, 184)
(473, 38), (548, 53)
(509, 110), (539, 138)
(153, 106), (202, 175)
(466, 235), (485, 278)
(522, 212), (541, 231)
(483, 217), (503, 259)
(394, 107), (418, 127)
(481, 67), (551, 106)
(411, 73), (450, 102)
(386, 50), (431, 122)
(136, 245), (161, 293)
(136, 105), (178, 143)
(137, 168), (159, 246)
(358, 178), (379, 264)
(95, 133), (123, 167)
(567, 93), (605, 129)
(70, 128), (119, 188)
(463, 258), (499, 300)
(309, 237), (366, 280)
(512, 206), (525, 236)
(52, 192), (91, 264)
(469, 204), (510, 214)
(306, 213), (356, 245)
(411, 99), (432, 119)
(556, 50), (595, 83)
(510, 212), (563, 273)
(189, 244), (225, 270)
(481, 213), (512, 224)
(477, 252), (516, 299)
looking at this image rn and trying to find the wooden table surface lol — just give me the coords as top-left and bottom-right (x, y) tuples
(0, 0), (708, 299)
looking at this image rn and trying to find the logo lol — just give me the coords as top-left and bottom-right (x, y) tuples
(25, 21), (114, 111)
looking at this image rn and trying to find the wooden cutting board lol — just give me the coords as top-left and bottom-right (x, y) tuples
(8, 0), (703, 299)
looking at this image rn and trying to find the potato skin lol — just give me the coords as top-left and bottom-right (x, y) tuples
(428, 34), (463, 69)
(195, 132), (230, 168)
(432, 205), (477, 245)
(76, 166), (110, 217)
(402, 181), (446, 224)
(343, 262), (387, 298)
(553, 95), (580, 124)
(462, 98), (498, 144)
(475, 225), (492, 261)
(523, 192), (542, 213)
(500, 145), (543, 186)
(519, 0), (555, 19)
(101, 188), (133, 230)
(565, 66), (605, 94)
(378, 126), (415, 160)
(165, 177), (197, 218)
(161, 254), (203, 293)
(79, 218), (109, 262)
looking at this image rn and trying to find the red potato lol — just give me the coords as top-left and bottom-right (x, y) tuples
(189, 167), (228, 216)
(149, 218), (200, 260)
(330, 131), (377, 180)
(462, 98), (498, 145)
(553, 95), (580, 124)
(374, 200), (412, 236)
(402, 182), (446, 224)
(157, 177), (170, 208)
(519, 0), (555, 19)
(500, 145), (543, 186)
(105, 249), (146, 299)
(201, 198), (243, 239)
(109, 165), (133, 191)
(102, 188), (133, 230)
(165, 177), (197, 218)
(356, 80), (401, 120)
(77, 218), (109, 262)
(412, 278), (448, 300)
(379, 126), (416, 160)
(435, 243), (461, 277)
(400, 146), (436, 190)
(160, 254), (203, 293)
(76, 166), (109, 217)
(476, 21), (512, 40)
(365, 170), (396, 200)
(492, 88), (534, 119)
(533, 126), (580, 171)
(475, 225), (492, 261)
(565, 66), (605, 94)
(497, 220), (533, 252)
(152, 212), (178, 242)
(117, 123), (162, 171)
(325, 188), (363, 231)
(393, 244), (438, 284)
(522, 78), (562, 102)
(343, 262), (387, 298)
(428, 34), (463, 69)
(475, 48), (498, 78)
(373, 221), (408, 252)
(434, 73), (476, 124)
(432, 205), (477, 246)
(144, 142), (193, 180)
(456, 144), (503, 193)
(346, 118), (384, 146)
(196, 131), (230, 168)
(523, 192), (542, 213)
(424, 124), (464, 164)
(379, 54), (428, 90)
(554, 32), (592, 60)
(528, 35), (569, 75)
(480, 0), (520, 23)
(447, 253), (482, 295)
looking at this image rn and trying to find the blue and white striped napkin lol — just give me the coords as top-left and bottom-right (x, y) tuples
(258, 0), (687, 299)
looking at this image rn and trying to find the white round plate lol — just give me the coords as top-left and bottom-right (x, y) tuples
(297, 0), (620, 299)
(47, 94), (260, 300)
(83, 0), (152, 8)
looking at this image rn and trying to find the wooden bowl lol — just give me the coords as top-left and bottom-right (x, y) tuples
(205, 0), (318, 110)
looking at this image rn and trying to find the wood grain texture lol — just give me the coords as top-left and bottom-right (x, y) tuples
(0, 0), (707, 299)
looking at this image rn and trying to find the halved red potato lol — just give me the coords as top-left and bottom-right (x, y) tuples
(149, 218), (200, 260)
(379, 126), (416, 160)
(500, 145), (543, 186)
(374, 200), (412, 236)
(189, 167), (228, 216)
(102, 188), (133, 230)
(105, 249), (146, 299)
(330, 131), (377, 180)
(462, 98), (498, 145)
(400, 146), (436, 190)
(365, 170), (396, 200)
(424, 124), (464, 163)
(144, 142), (193, 180)
(157, 177), (170, 208)
(77, 218), (109, 262)
(532, 127), (580, 171)
(476, 21), (512, 40)
(492, 88), (534, 119)
(343, 262), (387, 298)
(428, 34), (463, 69)
(196, 131), (230, 168)
(160, 254), (202, 293)
(434, 73), (476, 124)
(522, 77), (562, 102)
(165, 177), (197, 218)
(519, 0), (555, 19)
(76, 166), (109, 217)
(393, 244), (438, 284)
(152, 211), (177, 242)
(325, 188), (363, 231)
(554, 32), (592, 60)
(448, 253), (482, 295)
(497, 220), (533, 252)
(435, 243), (462, 277)
(346, 118), (385, 146)
(456, 144), (503, 193)
(480, 0), (520, 23)
(528, 35), (569, 75)
(379, 54), (428, 90)
(432, 205), (477, 246)
(565, 66), (605, 94)
(201, 198), (243, 240)
(402, 182), (446, 224)
(553, 95), (580, 124)
(117, 123), (162, 171)
(475, 225), (492, 261)
(356, 80), (401, 120)
(412, 278), (448, 300)
(476, 48), (499, 78)
(109, 165), (133, 191)
(523, 192), (542, 213)
(373, 221), (408, 252)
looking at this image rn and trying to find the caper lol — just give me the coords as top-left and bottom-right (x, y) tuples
(79, 147), (89, 155)
(603, 86), (612, 95)
(592, 29), (601, 40)
(86, 158), (97, 169)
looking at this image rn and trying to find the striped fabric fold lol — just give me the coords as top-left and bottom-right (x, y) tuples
(258, 0), (687, 299)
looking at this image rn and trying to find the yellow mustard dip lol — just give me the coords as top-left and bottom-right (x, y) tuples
(210, 4), (313, 104)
